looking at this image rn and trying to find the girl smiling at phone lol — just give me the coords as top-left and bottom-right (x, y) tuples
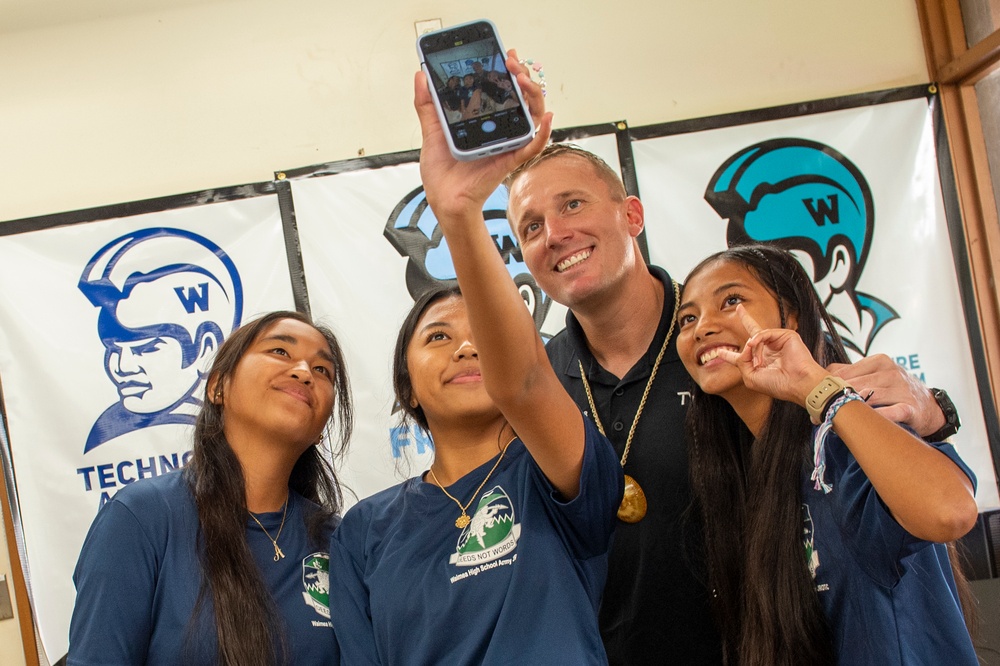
(69, 312), (353, 665)
(327, 53), (622, 665)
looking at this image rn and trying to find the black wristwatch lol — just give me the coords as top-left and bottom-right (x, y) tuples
(925, 388), (961, 442)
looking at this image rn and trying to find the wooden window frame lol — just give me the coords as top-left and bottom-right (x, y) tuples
(1, 464), (36, 666)
(916, 0), (1000, 417)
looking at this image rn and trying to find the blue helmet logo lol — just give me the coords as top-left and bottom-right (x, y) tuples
(78, 228), (243, 451)
(384, 185), (552, 330)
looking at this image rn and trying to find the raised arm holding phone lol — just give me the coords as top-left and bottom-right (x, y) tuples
(327, 46), (622, 665)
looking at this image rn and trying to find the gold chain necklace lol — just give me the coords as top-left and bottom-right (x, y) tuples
(579, 279), (680, 523)
(429, 437), (515, 529)
(248, 497), (288, 562)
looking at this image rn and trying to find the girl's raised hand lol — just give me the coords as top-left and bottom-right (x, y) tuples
(716, 305), (828, 405)
(414, 51), (553, 222)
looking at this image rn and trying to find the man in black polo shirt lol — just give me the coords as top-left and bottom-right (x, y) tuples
(503, 143), (958, 664)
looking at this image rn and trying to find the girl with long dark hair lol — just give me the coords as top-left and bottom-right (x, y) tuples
(675, 244), (978, 665)
(69, 310), (353, 665)
(327, 55), (623, 664)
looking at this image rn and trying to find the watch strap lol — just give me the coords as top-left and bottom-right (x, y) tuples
(925, 388), (961, 441)
(806, 375), (852, 425)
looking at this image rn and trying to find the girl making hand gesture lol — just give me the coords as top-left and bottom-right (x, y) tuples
(675, 244), (978, 665)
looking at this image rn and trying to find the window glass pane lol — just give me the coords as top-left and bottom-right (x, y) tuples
(960, 0), (1000, 46)
(974, 66), (1000, 225)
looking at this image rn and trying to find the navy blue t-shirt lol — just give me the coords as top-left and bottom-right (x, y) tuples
(68, 470), (337, 665)
(805, 429), (978, 665)
(329, 415), (623, 665)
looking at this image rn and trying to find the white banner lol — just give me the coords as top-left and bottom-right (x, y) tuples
(631, 97), (998, 510)
(291, 134), (620, 502)
(0, 194), (296, 659)
(3, 93), (996, 662)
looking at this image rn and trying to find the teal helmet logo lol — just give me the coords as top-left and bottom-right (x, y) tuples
(385, 185), (553, 332)
(705, 138), (874, 281)
(706, 138), (898, 356)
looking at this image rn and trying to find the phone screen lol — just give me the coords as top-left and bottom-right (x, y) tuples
(419, 22), (531, 154)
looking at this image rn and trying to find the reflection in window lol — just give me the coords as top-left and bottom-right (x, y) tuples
(974, 67), (1000, 224)
(959, 0), (1000, 47)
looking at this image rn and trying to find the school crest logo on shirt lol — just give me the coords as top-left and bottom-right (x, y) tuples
(802, 504), (819, 578)
(802, 504), (827, 592)
(449, 485), (520, 566)
(301, 552), (331, 618)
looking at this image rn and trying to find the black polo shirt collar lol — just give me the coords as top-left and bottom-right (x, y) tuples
(556, 265), (680, 387)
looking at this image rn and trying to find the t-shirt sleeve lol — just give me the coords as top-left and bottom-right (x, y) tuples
(67, 499), (158, 665)
(530, 412), (624, 559)
(820, 431), (977, 587)
(930, 440), (978, 491)
(328, 510), (381, 666)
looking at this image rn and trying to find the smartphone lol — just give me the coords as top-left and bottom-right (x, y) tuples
(417, 19), (535, 161)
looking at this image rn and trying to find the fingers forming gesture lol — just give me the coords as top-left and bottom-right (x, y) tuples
(716, 305), (828, 406)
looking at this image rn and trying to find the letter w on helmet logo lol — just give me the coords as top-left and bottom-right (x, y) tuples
(173, 283), (210, 314)
(802, 195), (840, 226)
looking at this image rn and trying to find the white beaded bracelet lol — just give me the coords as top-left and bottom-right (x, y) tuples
(518, 58), (547, 97)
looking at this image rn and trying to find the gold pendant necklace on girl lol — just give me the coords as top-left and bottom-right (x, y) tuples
(429, 437), (515, 529)
(248, 497), (288, 561)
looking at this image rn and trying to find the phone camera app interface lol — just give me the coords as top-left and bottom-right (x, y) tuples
(424, 33), (529, 151)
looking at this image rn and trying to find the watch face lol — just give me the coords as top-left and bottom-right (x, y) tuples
(929, 388), (960, 440)
(933, 389), (959, 422)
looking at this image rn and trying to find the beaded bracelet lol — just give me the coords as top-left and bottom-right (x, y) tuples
(810, 389), (864, 494)
(518, 58), (547, 97)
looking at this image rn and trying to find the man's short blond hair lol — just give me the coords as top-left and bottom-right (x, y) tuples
(504, 143), (627, 202)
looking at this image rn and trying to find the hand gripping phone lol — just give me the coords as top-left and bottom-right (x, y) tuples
(417, 19), (535, 161)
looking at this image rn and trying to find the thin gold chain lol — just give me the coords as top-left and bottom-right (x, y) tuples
(579, 279), (680, 467)
(248, 497), (288, 562)
(429, 437), (515, 528)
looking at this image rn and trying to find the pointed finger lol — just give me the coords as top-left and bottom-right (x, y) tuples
(736, 304), (763, 338)
(740, 327), (769, 369)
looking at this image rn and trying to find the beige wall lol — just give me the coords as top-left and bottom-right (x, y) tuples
(0, 0), (929, 662)
(0, 0), (929, 223)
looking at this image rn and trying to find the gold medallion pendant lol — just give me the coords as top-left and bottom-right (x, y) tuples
(617, 474), (647, 523)
(578, 280), (680, 528)
(455, 514), (471, 529)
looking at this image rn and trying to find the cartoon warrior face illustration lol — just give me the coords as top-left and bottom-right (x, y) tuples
(706, 138), (898, 357)
(78, 227), (243, 451)
(385, 185), (553, 332)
